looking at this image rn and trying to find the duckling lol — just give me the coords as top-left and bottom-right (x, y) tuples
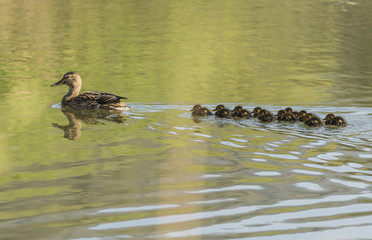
(304, 113), (324, 127)
(190, 104), (213, 117)
(214, 104), (226, 112)
(232, 106), (243, 116)
(324, 113), (347, 126)
(253, 107), (262, 117)
(298, 110), (308, 122)
(232, 106), (251, 118)
(258, 113), (276, 122)
(214, 105), (232, 118)
(240, 109), (252, 118)
(276, 110), (297, 122)
(258, 110), (276, 122)
(284, 107), (293, 114)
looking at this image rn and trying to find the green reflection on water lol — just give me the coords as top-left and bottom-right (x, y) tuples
(0, 0), (372, 238)
(4, 0), (372, 106)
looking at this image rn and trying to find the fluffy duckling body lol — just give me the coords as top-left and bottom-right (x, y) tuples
(257, 110), (276, 122)
(215, 109), (232, 118)
(190, 104), (213, 117)
(324, 114), (347, 126)
(232, 106), (251, 118)
(304, 113), (324, 127)
(214, 105), (232, 118)
(253, 107), (263, 117)
(277, 110), (297, 122)
(298, 110), (308, 122)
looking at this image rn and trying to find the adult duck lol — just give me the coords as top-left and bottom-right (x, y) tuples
(51, 72), (131, 111)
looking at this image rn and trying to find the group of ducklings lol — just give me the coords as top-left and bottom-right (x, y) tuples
(190, 104), (347, 127)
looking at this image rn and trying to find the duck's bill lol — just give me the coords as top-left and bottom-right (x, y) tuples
(50, 79), (64, 87)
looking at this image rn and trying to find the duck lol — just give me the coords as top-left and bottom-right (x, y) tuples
(298, 110), (308, 122)
(324, 113), (347, 126)
(257, 109), (276, 122)
(303, 113), (324, 127)
(51, 72), (131, 111)
(284, 107), (293, 114)
(232, 106), (251, 118)
(276, 109), (297, 122)
(252, 107), (262, 117)
(214, 105), (232, 118)
(190, 104), (213, 117)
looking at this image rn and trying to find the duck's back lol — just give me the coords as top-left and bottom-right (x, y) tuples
(65, 91), (127, 110)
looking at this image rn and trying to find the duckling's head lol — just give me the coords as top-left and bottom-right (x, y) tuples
(277, 110), (286, 117)
(284, 107), (293, 113)
(51, 72), (82, 88)
(253, 107), (262, 114)
(233, 106), (243, 112)
(304, 113), (316, 121)
(191, 104), (202, 111)
(298, 110), (307, 118)
(324, 113), (335, 121)
(242, 109), (251, 117)
(202, 108), (212, 115)
(214, 105), (225, 111)
(334, 117), (346, 126)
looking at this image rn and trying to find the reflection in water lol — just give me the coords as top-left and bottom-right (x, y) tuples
(1, 0), (372, 239)
(52, 108), (127, 140)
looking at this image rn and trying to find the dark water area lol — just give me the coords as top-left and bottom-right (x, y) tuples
(0, 0), (372, 239)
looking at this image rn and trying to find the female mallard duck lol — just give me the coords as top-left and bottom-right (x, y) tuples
(304, 113), (324, 127)
(324, 113), (347, 126)
(214, 105), (232, 118)
(232, 106), (251, 118)
(190, 104), (213, 117)
(51, 72), (130, 111)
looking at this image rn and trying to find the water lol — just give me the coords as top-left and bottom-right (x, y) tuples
(1, 0), (372, 239)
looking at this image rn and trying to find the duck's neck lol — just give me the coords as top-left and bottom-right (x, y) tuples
(62, 85), (81, 104)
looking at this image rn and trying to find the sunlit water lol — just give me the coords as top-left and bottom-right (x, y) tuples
(1, 0), (372, 239)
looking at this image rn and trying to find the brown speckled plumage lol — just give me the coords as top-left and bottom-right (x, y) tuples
(51, 72), (130, 111)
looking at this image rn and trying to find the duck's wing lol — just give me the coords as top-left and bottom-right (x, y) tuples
(80, 91), (127, 104)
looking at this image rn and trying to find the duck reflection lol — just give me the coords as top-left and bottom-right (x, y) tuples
(52, 107), (127, 140)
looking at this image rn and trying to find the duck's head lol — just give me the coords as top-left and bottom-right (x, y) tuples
(298, 110), (307, 117)
(233, 106), (243, 112)
(202, 108), (212, 115)
(253, 107), (262, 114)
(277, 110), (286, 117)
(304, 113), (316, 121)
(242, 109), (251, 117)
(214, 105), (225, 111)
(324, 113), (335, 121)
(285, 107), (293, 113)
(191, 104), (202, 111)
(51, 72), (82, 88)
(260, 109), (270, 115)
